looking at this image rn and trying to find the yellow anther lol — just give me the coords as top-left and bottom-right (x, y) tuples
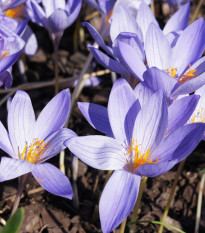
(4, 4), (25, 19)
(191, 108), (205, 123)
(106, 8), (113, 24)
(1, 51), (9, 59)
(178, 64), (197, 83)
(165, 67), (177, 78)
(127, 139), (158, 171)
(20, 138), (50, 164)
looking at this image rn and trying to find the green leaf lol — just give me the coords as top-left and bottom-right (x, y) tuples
(129, 220), (186, 233)
(0, 208), (24, 233)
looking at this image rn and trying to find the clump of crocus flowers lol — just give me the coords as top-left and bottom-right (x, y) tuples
(0, 1), (204, 233)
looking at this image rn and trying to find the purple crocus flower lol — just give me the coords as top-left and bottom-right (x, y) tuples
(0, 19), (25, 88)
(1, 3), (38, 56)
(0, 89), (76, 199)
(77, 81), (200, 136)
(85, 2), (190, 82)
(30, 0), (82, 41)
(85, 0), (115, 21)
(118, 17), (205, 98)
(65, 78), (205, 233)
(0, 0), (26, 12)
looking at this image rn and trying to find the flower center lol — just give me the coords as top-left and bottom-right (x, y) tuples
(20, 138), (50, 164)
(178, 64), (197, 83)
(127, 139), (159, 172)
(4, 4), (25, 19)
(190, 108), (205, 123)
(165, 64), (197, 83)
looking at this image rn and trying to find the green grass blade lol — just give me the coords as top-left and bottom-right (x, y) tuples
(0, 208), (24, 233)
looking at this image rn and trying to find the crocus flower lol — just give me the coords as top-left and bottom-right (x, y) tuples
(0, 89), (76, 199)
(65, 78), (205, 233)
(118, 17), (205, 97)
(0, 19), (25, 88)
(86, 2), (190, 82)
(30, 0), (82, 41)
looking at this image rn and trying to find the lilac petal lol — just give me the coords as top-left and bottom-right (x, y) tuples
(171, 75), (205, 98)
(34, 89), (70, 140)
(0, 51), (22, 75)
(98, 0), (115, 15)
(65, 136), (127, 170)
(0, 15), (18, 32)
(134, 82), (154, 107)
(145, 23), (171, 70)
(113, 32), (145, 62)
(168, 95), (200, 133)
(32, 163), (72, 199)
(143, 67), (177, 98)
(16, 18), (29, 36)
(42, 0), (65, 17)
(110, 5), (143, 43)
(30, 0), (49, 28)
(22, 26), (38, 56)
(0, 69), (13, 89)
(185, 56), (205, 77)
(40, 128), (77, 162)
(117, 40), (146, 81)
(166, 31), (181, 48)
(108, 78), (141, 142)
(82, 22), (113, 56)
(195, 84), (205, 109)
(163, 2), (190, 35)
(2, 0), (26, 11)
(0, 157), (35, 182)
(133, 90), (168, 152)
(88, 45), (129, 76)
(8, 90), (35, 155)
(0, 121), (15, 158)
(47, 9), (70, 33)
(65, 0), (82, 28)
(99, 170), (140, 233)
(152, 123), (205, 163)
(78, 102), (113, 136)
(136, 1), (159, 41)
(135, 160), (176, 177)
(171, 18), (205, 76)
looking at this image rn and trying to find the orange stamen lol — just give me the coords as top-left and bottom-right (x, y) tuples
(106, 8), (113, 24)
(1, 51), (9, 59)
(178, 64), (197, 83)
(165, 67), (177, 78)
(127, 139), (159, 171)
(20, 138), (50, 164)
(4, 4), (25, 19)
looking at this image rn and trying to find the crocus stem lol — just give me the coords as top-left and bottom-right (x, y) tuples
(11, 174), (29, 216)
(119, 218), (127, 233)
(194, 172), (205, 233)
(50, 33), (61, 95)
(129, 176), (148, 233)
(158, 159), (186, 233)
(54, 44), (59, 95)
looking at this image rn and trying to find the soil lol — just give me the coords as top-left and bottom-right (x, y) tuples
(0, 1), (205, 233)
